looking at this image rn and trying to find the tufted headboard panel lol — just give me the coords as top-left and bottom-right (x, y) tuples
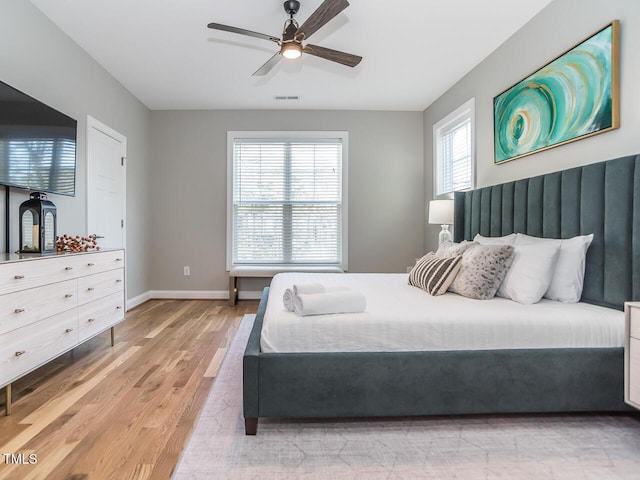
(454, 154), (640, 311)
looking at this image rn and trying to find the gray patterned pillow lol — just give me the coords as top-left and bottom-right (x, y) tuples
(435, 240), (477, 258)
(449, 244), (515, 300)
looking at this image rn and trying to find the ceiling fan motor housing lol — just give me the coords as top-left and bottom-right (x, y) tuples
(284, 0), (300, 16)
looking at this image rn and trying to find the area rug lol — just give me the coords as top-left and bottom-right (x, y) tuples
(172, 314), (640, 479)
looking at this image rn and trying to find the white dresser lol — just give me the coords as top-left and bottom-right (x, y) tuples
(0, 249), (125, 415)
(624, 302), (640, 410)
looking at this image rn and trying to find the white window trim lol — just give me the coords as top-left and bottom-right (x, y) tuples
(226, 131), (349, 271)
(433, 98), (475, 198)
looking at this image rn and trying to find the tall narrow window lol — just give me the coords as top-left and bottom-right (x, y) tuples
(227, 132), (348, 269)
(434, 98), (475, 197)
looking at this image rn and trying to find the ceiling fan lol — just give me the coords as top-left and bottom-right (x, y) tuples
(207, 0), (362, 76)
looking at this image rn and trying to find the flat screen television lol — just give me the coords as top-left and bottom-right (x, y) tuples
(0, 79), (77, 196)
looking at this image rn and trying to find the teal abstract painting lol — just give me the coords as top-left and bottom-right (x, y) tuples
(494, 21), (619, 164)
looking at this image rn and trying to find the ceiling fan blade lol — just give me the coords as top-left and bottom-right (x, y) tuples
(207, 23), (280, 44)
(253, 52), (283, 76)
(294, 0), (349, 41)
(303, 44), (362, 67)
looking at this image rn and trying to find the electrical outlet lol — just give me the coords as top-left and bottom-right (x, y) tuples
(184, 266), (190, 276)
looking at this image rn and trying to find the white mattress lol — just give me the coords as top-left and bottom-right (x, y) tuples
(260, 272), (624, 353)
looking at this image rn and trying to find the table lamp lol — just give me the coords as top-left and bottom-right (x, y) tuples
(428, 199), (454, 246)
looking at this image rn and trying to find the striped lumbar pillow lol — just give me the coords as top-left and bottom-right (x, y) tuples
(408, 253), (463, 295)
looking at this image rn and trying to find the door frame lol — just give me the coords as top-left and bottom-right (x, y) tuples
(86, 115), (127, 251)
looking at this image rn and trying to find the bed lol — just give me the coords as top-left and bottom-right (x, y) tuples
(243, 153), (640, 435)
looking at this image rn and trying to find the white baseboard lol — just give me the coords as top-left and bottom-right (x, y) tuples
(127, 291), (152, 310)
(126, 289), (263, 308)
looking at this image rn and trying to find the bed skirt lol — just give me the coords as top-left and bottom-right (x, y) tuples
(243, 288), (631, 434)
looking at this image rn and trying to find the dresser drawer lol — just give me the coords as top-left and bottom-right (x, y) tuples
(630, 307), (640, 340)
(77, 269), (124, 306)
(630, 337), (640, 407)
(78, 291), (125, 342)
(0, 279), (77, 336)
(74, 250), (125, 277)
(0, 309), (78, 387)
(0, 255), (83, 295)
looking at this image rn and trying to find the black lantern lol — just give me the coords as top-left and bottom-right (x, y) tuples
(19, 192), (57, 254)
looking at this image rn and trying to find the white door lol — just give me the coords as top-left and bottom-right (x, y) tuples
(86, 116), (126, 250)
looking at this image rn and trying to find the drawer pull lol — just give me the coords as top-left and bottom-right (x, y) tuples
(116, 279), (122, 283)
(116, 305), (123, 310)
(14, 275), (25, 280)
(116, 258), (123, 262)
(87, 287), (95, 291)
(65, 293), (74, 298)
(65, 266), (73, 271)
(15, 351), (25, 357)
(14, 308), (25, 313)
(88, 318), (96, 323)
(65, 328), (74, 333)
(87, 263), (95, 267)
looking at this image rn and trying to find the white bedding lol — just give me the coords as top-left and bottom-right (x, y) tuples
(260, 272), (624, 353)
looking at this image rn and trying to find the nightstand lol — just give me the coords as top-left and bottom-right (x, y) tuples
(624, 302), (640, 410)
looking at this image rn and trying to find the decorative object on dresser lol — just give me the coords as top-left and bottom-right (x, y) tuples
(19, 192), (57, 254)
(494, 20), (620, 164)
(57, 233), (100, 253)
(428, 199), (454, 245)
(624, 302), (640, 410)
(0, 249), (125, 415)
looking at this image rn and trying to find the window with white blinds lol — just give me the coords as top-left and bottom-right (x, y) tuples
(434, 98), (475, 197)
(227, 132), (348, 268)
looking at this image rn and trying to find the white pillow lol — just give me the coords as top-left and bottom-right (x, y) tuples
(497, 243), (561, 305)
(514, 233), (594, 303)
(473, 233), (517, 245)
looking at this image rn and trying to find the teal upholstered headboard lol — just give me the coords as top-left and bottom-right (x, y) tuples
(453, 154), (640, 311)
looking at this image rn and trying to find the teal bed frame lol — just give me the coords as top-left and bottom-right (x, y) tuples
(243, 154), (640, 434)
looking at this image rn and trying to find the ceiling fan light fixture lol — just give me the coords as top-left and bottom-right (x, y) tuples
(281, 42), (302, 59)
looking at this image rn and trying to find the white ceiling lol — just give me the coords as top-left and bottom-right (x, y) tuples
(29, 0), (553, 111)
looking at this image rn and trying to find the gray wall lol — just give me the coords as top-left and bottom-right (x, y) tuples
(423, 0), (640, 251)
(0, 0), (152, 300)
(149, 110), (424, 294)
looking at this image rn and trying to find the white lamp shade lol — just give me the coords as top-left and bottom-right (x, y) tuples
(428, 199), (454, 225)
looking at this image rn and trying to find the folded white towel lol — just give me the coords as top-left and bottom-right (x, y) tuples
(293, 291), (366, 316)
(283, 283), (351, 311)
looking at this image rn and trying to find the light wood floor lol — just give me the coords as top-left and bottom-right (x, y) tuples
(0, 298), (258, 480)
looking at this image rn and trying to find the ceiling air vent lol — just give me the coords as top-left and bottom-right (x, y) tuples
(273, 95), (299, 101)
